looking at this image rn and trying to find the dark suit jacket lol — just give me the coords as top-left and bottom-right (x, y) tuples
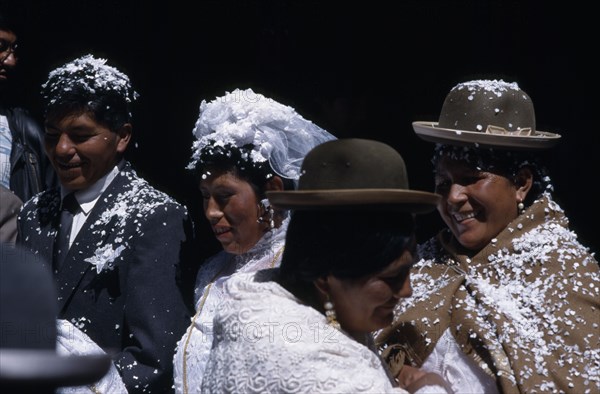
(17, 162), (197, 393)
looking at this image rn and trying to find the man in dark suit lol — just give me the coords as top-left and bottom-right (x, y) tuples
(17, 54), (196, 393)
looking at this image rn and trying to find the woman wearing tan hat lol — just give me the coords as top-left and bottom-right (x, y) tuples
(173, 88), (336, 394)
(200, 139), (450, 393)
(377, 80), (600, 393)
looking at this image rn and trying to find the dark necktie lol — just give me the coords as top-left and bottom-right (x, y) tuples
(53, 193), (79, 270)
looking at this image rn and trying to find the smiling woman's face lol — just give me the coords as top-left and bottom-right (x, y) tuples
(434, 155), (520, 252)
(327, 248), (414, 334)
(200, 169), (264, 255)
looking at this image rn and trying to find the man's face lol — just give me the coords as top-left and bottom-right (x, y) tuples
(44, 112), (131, 191)
(0, 29), (18, 83)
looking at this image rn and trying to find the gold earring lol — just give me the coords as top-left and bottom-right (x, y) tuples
(324, 297), (340, 329)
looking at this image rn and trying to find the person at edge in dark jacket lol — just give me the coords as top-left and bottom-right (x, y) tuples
(0, 10), (57, 202)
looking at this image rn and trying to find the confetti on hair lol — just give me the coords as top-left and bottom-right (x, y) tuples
(41, 54), (138, 106)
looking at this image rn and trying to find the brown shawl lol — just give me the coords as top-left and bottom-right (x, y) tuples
(376, 195), (599, 393)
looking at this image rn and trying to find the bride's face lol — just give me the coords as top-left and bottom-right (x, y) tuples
(327, 249), (414, 334)
(200, 170), (264, 255)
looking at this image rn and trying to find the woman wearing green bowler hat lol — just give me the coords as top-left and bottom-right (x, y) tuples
(376, 80), (600, 394)
(200, 139), (451, 393)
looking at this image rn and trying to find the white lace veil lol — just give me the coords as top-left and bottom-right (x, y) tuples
(187, 88), (336, 181)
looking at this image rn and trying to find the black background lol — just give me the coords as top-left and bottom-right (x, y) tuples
(4, 0), (597, 258)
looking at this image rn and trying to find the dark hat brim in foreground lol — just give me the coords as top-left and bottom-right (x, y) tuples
(267, 189), (440, 213)
(0, 350), (111, 388)
(413, 121), (561, 150)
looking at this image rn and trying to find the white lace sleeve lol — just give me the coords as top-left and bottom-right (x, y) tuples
(56, 319), (127, 394)
(201, 272), (408, 393)
(421, 328), (498, 394)
(413, 385), (452, 394)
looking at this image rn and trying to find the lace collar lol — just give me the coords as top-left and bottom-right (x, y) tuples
(231, 216), (289, 271)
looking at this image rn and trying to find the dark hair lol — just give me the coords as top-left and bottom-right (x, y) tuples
(41, 84), (132, 132)
(40, 56), (137, 132)
(279, 210), (415, 303)
(432, 144), (553, 207)
(194, 142), (294, 199)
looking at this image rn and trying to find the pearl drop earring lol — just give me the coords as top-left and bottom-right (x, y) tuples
(324, 298), (340, 329)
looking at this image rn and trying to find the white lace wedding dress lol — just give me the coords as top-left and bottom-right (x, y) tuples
(56, 319), (127, 393)
(200, 270), (408, 393)
(173, 220), (287, 393)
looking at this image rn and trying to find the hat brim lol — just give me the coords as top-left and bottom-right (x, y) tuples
(267, 189), (440, 213)
(0, 350), (111, 388)
(413, 121), (561, 150)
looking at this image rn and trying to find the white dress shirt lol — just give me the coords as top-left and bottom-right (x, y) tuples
(61, 164), (120, 249)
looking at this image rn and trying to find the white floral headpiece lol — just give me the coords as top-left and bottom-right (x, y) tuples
(187, 88), (336, 180)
